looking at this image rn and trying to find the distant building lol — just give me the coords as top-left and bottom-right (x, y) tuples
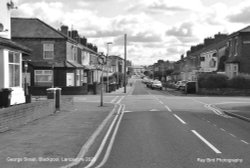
(132, 65), (145, 74)
(225, 26), (250, 78)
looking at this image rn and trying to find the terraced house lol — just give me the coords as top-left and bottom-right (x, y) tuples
(0, 0), (31, 106)
(225, 26), (250, 78)
(11, 18), (102, 95)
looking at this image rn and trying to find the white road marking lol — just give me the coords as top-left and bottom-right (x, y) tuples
(240, 140), (249, 145)
(111, 96), (119, 103)
(190, 98), (232, 118)
(116, 96), (125, 104)
(150, 109), (159, 111)
(174, 114), (187, 124)
(60, 104), (120, 168)
(191, 130), (222, 154)
(229, 133), (236, 137)
(165, 105), (172, 112)
(204, 104), (232, 118)
(159, 101), (164, 104)
(123, 111), (132, 113)
(83, 104), (123, 168)
(95, 104), (126, 168)
(220, 128), (226, 132)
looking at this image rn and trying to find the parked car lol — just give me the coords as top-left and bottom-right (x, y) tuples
(142, 77), (149, 84)
(151, 80), (163, 90)
(175, 80), (188, 90)
(146, 79), (154, 88)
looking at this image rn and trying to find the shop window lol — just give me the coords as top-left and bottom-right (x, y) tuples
(9, 51), (21, 87)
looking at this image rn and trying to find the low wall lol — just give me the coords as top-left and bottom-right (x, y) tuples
(0, 100), (55, 132)
(198, 88), (250, 96)
(0, 97), (75, 132)
(29, 85), (88, 96)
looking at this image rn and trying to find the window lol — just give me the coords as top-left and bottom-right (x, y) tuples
(200, 57), (205, 61)
(35, 70), (53, 86)
(9, 51), (21, 87)
(76, 70), (80, 86)
(234, 37), (238, 56)
(43, 43), (54, 59)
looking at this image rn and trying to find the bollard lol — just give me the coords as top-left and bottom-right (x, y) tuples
(55, 88), (62, 112)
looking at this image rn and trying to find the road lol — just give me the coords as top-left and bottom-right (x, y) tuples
(79, 77), (250, 168)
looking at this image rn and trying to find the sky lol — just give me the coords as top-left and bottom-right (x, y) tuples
(11, 0), (250, 65)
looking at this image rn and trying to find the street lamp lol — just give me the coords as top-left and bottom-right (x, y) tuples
(106, 42), (112, 93)
(124, 34), (127, 93)
(98, 54), (105, 106)
(24, 60), (31, 103)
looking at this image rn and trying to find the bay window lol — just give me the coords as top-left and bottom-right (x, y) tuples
(9, 51), (21, 87)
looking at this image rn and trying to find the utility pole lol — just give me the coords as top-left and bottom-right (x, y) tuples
(106, 42), (112, 93)
(98, 54), (105, 107)
(124, 34), (127, 93)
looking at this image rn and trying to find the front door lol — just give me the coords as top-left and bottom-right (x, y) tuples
(66, 73), (75, 86)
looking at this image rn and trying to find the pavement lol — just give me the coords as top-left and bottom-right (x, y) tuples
(215, 103), (250, 122)
(0, 96), (117, 168)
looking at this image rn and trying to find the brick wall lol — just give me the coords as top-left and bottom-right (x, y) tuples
(12, 38), (66, 62)
(0, 100), (55, 132)
(0, 97), (74, 133)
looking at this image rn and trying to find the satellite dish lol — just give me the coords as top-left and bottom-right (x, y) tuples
(0, 23), (4, 32)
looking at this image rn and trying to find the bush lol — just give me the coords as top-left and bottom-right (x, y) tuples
(228, 74), (250, 89)
(198, 73), (228, 89)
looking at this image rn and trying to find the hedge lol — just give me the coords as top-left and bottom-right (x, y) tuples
(228, 74), (250, 89)
(198, 73), (250, 89)
(198, 73), (228, 89)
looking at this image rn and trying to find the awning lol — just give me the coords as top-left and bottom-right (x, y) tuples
(84, 65), (96, 70)
(67, 61), (85, 68)
(29, 61), (74, 68)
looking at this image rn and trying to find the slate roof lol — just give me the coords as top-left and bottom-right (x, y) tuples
(200, 39), (227, 54)
(229, 25), (250, 37)
(11, 17), (73, 41)
(0, 37), (31, 54)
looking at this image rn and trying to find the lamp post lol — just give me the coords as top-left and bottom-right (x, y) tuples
(98, 54), (105, 106)
(24, 62), (28, 102)
(106, 42), (112, 93)
(24, 60), (31, 103)
(124, 34), (127, 93)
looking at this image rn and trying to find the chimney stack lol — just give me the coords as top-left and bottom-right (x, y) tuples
(80, 37), (87, 46)
(214, 32), (227, 43)
(61, 25), (68, 36)
(204, 37), (214, 46)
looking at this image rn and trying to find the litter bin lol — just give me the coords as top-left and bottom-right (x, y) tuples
(0, 88), (13, 107)
(46, 88), (56, 99)
(185, 81), (196, 94)
(55, 88), (61, 111)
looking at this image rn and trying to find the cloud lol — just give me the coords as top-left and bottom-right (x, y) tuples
(12, 1), (64, 23)
(166, 22), (193, 37)
(227, 4), (250, 24)
(127, 0), (203, 14)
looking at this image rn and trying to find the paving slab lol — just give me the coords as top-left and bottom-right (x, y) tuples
(0, 98), (114, 168)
